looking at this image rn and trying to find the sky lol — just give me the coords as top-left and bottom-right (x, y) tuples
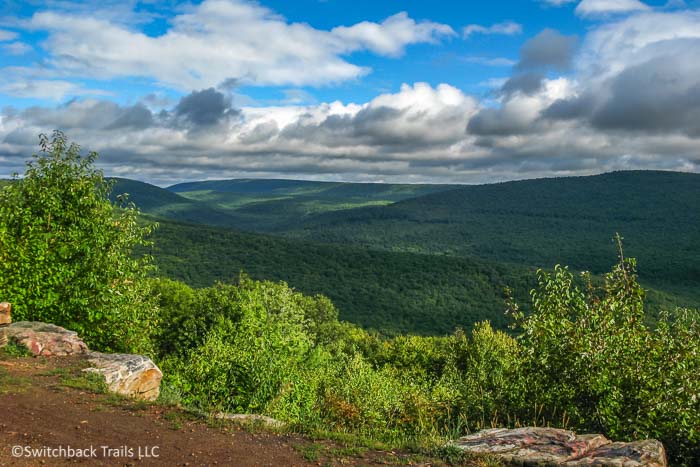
(0, 0), (699, 185)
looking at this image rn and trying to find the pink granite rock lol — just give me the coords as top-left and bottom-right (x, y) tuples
(564, 439), (667, 467)
(2, 321), (88, 356)
(454, 427), (666, 466)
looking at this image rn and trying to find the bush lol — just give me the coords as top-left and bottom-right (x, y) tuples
(0, 131), (157, 353)
(509, 240), (700, 464)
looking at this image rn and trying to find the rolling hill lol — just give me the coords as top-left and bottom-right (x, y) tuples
(280, 171), (700, 300)
(145, 219), (535, 335)
(167, 178), (457, 231)
(108, 178), (241, 228)
(105, 171), (700, 334)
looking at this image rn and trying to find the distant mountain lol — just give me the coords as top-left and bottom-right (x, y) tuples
(108, 178), (240, 228)
(166, 178), (457, 231)
(280, 171), (700, 298)
(110, 171), (700, 322)
(168, 178), (455, 198)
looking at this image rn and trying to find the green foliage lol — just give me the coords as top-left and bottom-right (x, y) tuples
(155, 248), (698, 463)
(0, 131), (157, 353)
(441, 323), (524, 431)
(149, 219), (534, 336)
(0, 341), (33, 358)
(509, 240), (700, 464)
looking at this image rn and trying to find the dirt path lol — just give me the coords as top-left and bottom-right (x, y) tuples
(0, 356), (430, 466)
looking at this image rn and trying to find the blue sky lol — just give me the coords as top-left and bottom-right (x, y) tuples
(0, 0), (699, 184)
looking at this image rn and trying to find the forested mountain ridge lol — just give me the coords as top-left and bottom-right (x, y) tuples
(282, 171), (700, 297)
(108, 178), (240, 228)
(111, 177), (457, 231)
(111, 171), (700, 327)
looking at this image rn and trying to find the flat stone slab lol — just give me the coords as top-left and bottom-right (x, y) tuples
(85, 352), (162, 401)
(454, 427), (666, 466)
(1, 321), (88, 356)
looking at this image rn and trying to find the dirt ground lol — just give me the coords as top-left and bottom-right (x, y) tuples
(0, 355), (439, 467)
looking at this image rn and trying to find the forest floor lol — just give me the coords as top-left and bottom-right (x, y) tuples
(0, 353), (478, 466)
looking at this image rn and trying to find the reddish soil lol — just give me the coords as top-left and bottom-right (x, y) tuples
(0, 356), (435, 466)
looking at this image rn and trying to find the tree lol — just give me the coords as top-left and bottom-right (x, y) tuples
(0, 131), (158, 353)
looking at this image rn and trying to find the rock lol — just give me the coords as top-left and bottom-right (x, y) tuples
(564, 440), (667, 467)
(454, 427), (666, 466)
(0, 302), (11, 325)
(454, 427), (595, 465)
(2, 321), (88, 356)
(0, 303), (10, 347)
(85, 352), (162, 401)
(212, 413), (285, 429)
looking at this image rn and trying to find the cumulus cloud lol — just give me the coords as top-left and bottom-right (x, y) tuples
(543, 11), (700, 137)
(463, 21), (522, 38)
(2, 9), (700, 185)
(13, 0), (453, 92)
(575, 0), (650, 17)
(464, 9), (700, 174)
(174, 88), (239, 127)
(332, 12), (455, 57)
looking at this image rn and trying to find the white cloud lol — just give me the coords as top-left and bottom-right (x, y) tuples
(0, 80), (110, 101)
(2, 9), (700, 184)
(463, 21), (522, 38)
(0, 29), (17, 41)
(2, 42), (32, 55)
(21, 0), (453, 90)
(575, 0), (651, 17)
(331, 12), (455, 57)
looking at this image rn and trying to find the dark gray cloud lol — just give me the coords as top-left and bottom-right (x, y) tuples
(501, 72), (545, 96)
(280, 103), (468, 150)
(495, 29), (577, 97)
(467, 107), (534, 136)
(516, 28), (577, 72)
(590, 54), (700, 135)
(217, 78), (240, 91)
(105, 103), (154, 129)
(174, 88), (239, 126)
(468, 28), (578, 135)
(542, 94), (595, 120)
(542, 41), (700, 137)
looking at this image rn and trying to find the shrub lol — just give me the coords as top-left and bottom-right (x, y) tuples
(0, 131), (157, 353)
(509, 239), (700, 464)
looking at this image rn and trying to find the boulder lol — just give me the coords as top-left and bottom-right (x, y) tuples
(564, 440), (667, 467)
(0, 303), (9, 347)
(454, 427), (666, 466)
(2, 321), (88, 356)
(85, 352), (162, 401)
(0, 302), (11, 325)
